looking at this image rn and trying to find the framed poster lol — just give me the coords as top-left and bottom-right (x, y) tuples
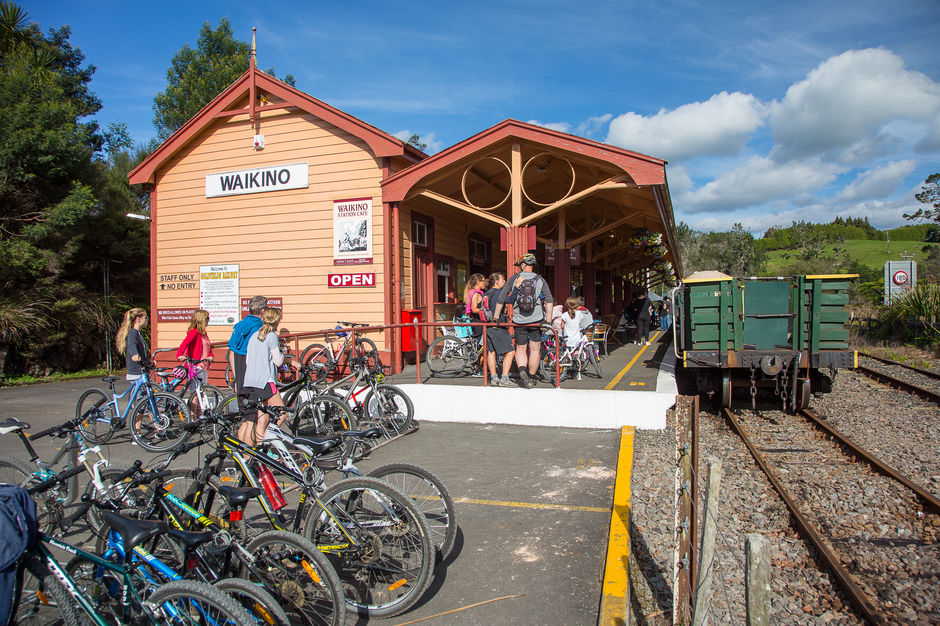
(200, 264), (239, 325)
(333, 197), (373, 265)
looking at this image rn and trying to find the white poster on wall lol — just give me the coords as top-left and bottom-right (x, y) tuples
(200, 264), (239, 325)
(333, 197), (373, 265)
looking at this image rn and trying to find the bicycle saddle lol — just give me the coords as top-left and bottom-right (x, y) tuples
(216, 484), (261, 509)
(102, 511), (169, 561)
(291, 434), (341, 456)
(166, 528), (216, 550)
(101, 376), (120, 384)
(0, 418), (28, 434)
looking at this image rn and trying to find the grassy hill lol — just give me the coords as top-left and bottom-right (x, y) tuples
(762, 239), (939, 277)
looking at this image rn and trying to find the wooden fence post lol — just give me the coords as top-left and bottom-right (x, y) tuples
(745, 533), (770, 625)
(691, 458), (722, 626)
(673, 396), (694, 625)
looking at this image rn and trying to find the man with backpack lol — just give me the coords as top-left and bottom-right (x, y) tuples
(492, 253), (553, 388)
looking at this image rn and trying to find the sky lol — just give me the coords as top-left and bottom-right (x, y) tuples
(25, 0), (940, 235)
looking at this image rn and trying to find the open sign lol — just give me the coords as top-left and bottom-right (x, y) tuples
(328, 273), (376, 287)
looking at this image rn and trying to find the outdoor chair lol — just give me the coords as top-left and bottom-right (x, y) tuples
(602, 315), (624, 345)
(590, 323), (610, 358)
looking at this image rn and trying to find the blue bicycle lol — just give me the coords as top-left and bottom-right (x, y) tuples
(75, 362), (191, 452)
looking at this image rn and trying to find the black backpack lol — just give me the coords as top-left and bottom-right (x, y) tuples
(515, 276), (540, 315)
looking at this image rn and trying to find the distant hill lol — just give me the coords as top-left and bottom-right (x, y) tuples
(762, 239), (938, 276)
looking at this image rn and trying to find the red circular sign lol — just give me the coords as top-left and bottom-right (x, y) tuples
(892, 270), (909, 285)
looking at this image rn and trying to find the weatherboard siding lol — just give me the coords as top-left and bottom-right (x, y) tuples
(153, 108), (388, 351)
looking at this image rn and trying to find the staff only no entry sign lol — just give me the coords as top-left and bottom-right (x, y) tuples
(328, 272), (376, 287)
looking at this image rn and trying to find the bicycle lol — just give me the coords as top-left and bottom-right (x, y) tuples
(426, 324), (505, 379)
(298, 322), (381, 382)
(75, 361), (191, 452)
(538, 333), (603, 384)
(0, 416), (145, 536)
(9, 482), (255, 626)
(162, 407), (434, 618)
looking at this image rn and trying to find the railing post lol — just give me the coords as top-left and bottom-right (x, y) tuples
(692, 457), (721, 626)
(673, 395), (694, 625)
(746, 533), (770, 625)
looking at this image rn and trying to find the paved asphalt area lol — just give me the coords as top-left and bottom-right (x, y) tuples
(0, 378), (621, 625)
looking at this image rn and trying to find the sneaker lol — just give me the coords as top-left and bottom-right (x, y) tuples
(490, 376), (501, 387)
(518, 370), (531, 388)
(500, 376), (513, 386)
(470, 370), (484, 378)
(645, 341), (651, 345)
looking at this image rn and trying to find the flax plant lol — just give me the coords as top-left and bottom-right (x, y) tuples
(879, 284), (940, 346)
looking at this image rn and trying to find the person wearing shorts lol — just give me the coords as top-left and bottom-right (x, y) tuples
(492, 253), (553, 388)
(483, 272), (515, 386)
(227, 295), (267, 403)
(241, 307), (293, 445)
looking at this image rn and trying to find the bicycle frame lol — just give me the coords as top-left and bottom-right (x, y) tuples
(18, 533), (169, 626)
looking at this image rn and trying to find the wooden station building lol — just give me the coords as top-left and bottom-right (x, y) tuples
(129, 52), (682, 372)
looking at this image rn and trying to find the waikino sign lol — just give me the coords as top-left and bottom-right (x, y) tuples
(206, 162), (308, 198)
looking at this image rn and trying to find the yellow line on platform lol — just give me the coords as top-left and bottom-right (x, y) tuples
(453, 497), (608, 513)
(599, 425), (634, 625)
(604, 330), (662, 390)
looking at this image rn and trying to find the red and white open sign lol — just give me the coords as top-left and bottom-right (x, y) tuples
(328, 273), (376, 287)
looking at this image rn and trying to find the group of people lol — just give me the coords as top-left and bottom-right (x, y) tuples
(620, 292), (672, 345)
(114, 296), (291, 447)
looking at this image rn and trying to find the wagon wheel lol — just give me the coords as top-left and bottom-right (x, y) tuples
(795, 377), (811, 410)
(720, 372), (732, 408)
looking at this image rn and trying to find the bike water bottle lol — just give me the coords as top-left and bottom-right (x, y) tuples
(257, 464), (288, 510)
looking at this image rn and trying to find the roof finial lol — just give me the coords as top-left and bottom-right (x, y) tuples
(250, 27), (257, 69)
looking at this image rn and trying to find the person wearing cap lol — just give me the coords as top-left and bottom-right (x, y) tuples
(492, 252), (553, 388)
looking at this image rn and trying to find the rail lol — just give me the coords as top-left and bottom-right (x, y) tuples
(855, 364), (940, 405)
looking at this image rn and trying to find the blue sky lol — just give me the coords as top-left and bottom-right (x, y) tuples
(26, 0), (940, 235)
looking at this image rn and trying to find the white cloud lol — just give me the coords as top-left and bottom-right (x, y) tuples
(665, 164), (693, 197)
(526, 120), (571, 133)
(835, 160), (917, 201)
(680, 156), (844, 212)
(605, 91), (765, 161)
(574, 114), (612, 139)
(770, 48), (940, 160)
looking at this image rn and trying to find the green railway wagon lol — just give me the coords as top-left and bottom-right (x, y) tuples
(673, 272), (858, 411)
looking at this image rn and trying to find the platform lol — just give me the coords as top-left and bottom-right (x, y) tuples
(385, 329), (677, 429)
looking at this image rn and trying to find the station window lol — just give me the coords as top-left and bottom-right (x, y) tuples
(414, 221), (428, 247)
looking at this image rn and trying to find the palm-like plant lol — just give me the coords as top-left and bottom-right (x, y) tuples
(0, 296), (51, 378)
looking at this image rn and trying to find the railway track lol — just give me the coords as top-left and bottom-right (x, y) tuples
(856, 352), (940, 404)
(723, 406), (940, 625)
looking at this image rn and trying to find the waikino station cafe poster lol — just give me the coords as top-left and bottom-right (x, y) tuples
(333, 197), (373, 266)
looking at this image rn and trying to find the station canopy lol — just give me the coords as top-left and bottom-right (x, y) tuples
(383, 119), (682, 280)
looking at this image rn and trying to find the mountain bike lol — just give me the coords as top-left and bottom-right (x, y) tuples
(426, 327), (504, 379)
(10, 482), (255, 626)
(162, 408), (434, 618)
(538, 334), (603, 384)
(0, 416), (145, 536)
(298, 322), (381, 382)
(75, 362), (191, 452)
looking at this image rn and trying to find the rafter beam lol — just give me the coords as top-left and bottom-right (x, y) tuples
(566, 211), (639, 248)
(517, 175), (630, 226)
(415, 189), (512, 227)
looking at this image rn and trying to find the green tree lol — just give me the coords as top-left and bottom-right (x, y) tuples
(153, 18), (295, 140)
(406, 133), (427, 151)
(904, 173), (940, 223)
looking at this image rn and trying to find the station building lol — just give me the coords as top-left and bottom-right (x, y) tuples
(130, 54), (682, 372)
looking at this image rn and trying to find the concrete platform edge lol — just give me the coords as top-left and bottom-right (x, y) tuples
(399, 384), (671, 429)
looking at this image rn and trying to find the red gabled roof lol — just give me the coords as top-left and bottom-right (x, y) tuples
(129, 66), (425, 185)
(381, 118), (667, 203)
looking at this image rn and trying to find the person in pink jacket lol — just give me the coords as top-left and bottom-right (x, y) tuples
(176, 309), (215, 382)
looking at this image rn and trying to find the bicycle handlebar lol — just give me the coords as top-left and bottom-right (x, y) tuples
(27, 464), (86, 495)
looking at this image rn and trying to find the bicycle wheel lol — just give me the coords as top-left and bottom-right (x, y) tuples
(82, 465), (149, 535)
(242, 530), (345, 626)
(586, 344), (603, 378)
(187, 384), (224, 419)
(147, 579), (255, 626)
(304, 477), (433, 618)
(75, 388), (118, 444)
(65, 551), (125, 625)
(425, 335), (467, 377)
(361, 385), (414, 435)
(16, 551), (85, 626)
(0, 457), (63, 536)
(368, 463), (456, 563)
(213, 577), (291, 626)
(225, 363), (237, 391)
(538, 350), (568, 383)
(354, 337), (381, 371)
(129, 391), (191, 452)
(299, 343), (331, 383)
(291, 394), (357, 441)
